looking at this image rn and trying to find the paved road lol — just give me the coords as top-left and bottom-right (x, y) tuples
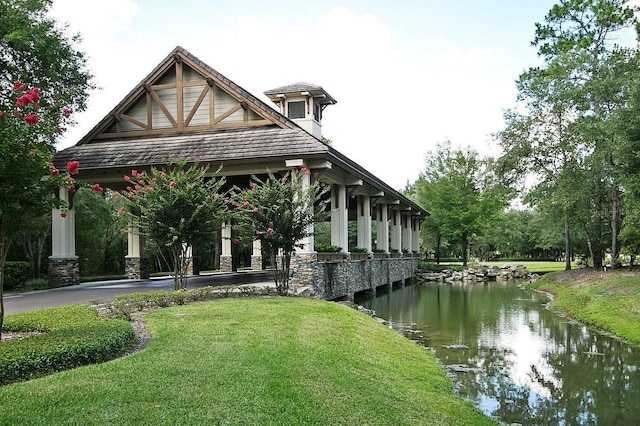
(4, 271), (274, 315)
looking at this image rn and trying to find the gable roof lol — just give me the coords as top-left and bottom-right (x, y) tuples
(77, 46), (300, 145)
(53, 46), (428, 217)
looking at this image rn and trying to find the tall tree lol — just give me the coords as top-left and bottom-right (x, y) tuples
(499, 0), (639, 269)
(412, 142), (511, 267)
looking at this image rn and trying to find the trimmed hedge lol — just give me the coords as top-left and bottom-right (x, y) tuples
(0, 305), (134, 385)
(3, 262), (31, 290)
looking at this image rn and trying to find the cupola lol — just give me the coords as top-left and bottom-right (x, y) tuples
(264, 83), (337, 139)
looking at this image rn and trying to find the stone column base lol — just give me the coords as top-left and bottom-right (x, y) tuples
(125, 256), (150, 279)
(291, 252), (318, 289)
(251, 255), (262, 271)
(220, 255), (233, 272)
(48, 257), (79, 287)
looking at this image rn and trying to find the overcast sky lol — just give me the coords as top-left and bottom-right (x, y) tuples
(50, 0), (560, 189)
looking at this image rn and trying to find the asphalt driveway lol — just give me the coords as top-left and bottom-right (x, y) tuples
(4, 271), (274, 314)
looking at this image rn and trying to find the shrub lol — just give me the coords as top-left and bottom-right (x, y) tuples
(0, 305), (133, 385)
(3, 261), (31, 290)
(315, 243), (342, 253)
(350, 247), (368, 253)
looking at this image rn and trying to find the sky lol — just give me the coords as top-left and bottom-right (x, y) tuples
(50, 0), (560, 190)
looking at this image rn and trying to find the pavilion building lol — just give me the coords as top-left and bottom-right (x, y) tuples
(52, 46), (428, 299)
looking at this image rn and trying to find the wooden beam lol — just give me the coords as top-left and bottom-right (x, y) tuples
(214, 103), (242, 124)
(118, 113), (149, 130)
(146, 84), (177, 128)
(176, 61), (184, 131)
(184, 84), (209, 127)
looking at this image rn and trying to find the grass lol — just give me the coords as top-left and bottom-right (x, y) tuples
(0, 298), (495, 425)
(423, 260), (571, 274)
(527, 269), (640, 344)
(478, 261), (571, 274)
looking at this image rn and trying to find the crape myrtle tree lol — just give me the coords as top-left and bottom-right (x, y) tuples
(232, 168), (329, 296)
(0, 82), (97, 339)
(0, 0), (93, 338)
(411, 142), (512, 267)
(120, 160), (227, 290)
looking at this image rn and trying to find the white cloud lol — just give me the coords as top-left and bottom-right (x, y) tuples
(48, 2), (519, 189)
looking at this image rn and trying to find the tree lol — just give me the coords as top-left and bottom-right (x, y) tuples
(232, 169), (328, 296)
(412, 142), (511, 267)
(0, 1), (93, 338)
(121, 160), (227, 290)
(0, 81), (92, 339)
(0, 0), (93, 112)
(498, 0), (639, 270)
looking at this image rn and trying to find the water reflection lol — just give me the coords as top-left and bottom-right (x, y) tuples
(356, 280), (640, 425)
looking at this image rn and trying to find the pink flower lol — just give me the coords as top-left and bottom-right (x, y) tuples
(252, 207), (258, 213)
(92, 183), (104, 193)
(50, 168), (60, 176)
(23, 113), (38, 126)
(160, 172), (167, 177)
(281, 177), (288, 183)
(267, 227), (274, 233)
(60, 211), (67, 218)
(256, 230), (262, 235)
(66, 161), (80, 175)
(138, 179), (144, 184)
(124, 175), (131, 182)
(15, 95), (30, 108)
(243, 201), (250, 207)
(234, 239), (241, 244)
(63, 107), (73, 118)
(131, 170), (138, 176)
(26, 88), (39, 103)
(169, 181), (177, 188)
(13, 81), (26, 91)
(301, 167), (311, 175)
(119, 207), (125, 212)
(119, 228), (125, 234)
(144, 186), (154, 191)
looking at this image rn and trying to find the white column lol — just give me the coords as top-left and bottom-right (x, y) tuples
(390, 208), (402, 252)
(297, 169), (314, 252)
(376, 203), (389, 252)
(220, 221), (233, 272)
(330, 184), (348, 252)
(412, 217), (421, 253)
(127, 220), (144, 258)
(402, 212), (412, 252)
(221, 222), (232, 256)
(51, 187), (76, 258)
(356, 195), (372, 252)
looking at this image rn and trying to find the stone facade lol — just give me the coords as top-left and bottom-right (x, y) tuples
(314, 255), (421, 300)
(220, 255), (233, 272)
(48, 257), (80, 287)
(251, 255), (262, 271)
(125, 257), (150, 279)
(290, 252), (318, 290)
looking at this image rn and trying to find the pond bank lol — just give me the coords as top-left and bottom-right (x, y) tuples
(526, 269), (640, 345)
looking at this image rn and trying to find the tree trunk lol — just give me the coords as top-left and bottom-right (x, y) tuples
(592, 176), (604, 270)
(436, 234), (441, 265)
(461, 233), (469, 267)
(582, 222), (596, 269)
(0, 230), (11, 341)
(611, 183), (620, 269)
(564, 211), (572, 271)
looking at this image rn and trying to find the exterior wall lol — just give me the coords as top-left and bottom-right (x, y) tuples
(313, 255), (421, 300)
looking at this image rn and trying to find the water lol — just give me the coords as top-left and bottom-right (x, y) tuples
(355, 280), (640, 425)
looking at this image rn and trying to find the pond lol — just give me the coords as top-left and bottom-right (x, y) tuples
(355, 280), (640, 425)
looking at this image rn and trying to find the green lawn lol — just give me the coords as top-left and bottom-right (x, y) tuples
(0, 298), (495, 425)
(528, 270), (640, 344)
(479, 261), (570, 274)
